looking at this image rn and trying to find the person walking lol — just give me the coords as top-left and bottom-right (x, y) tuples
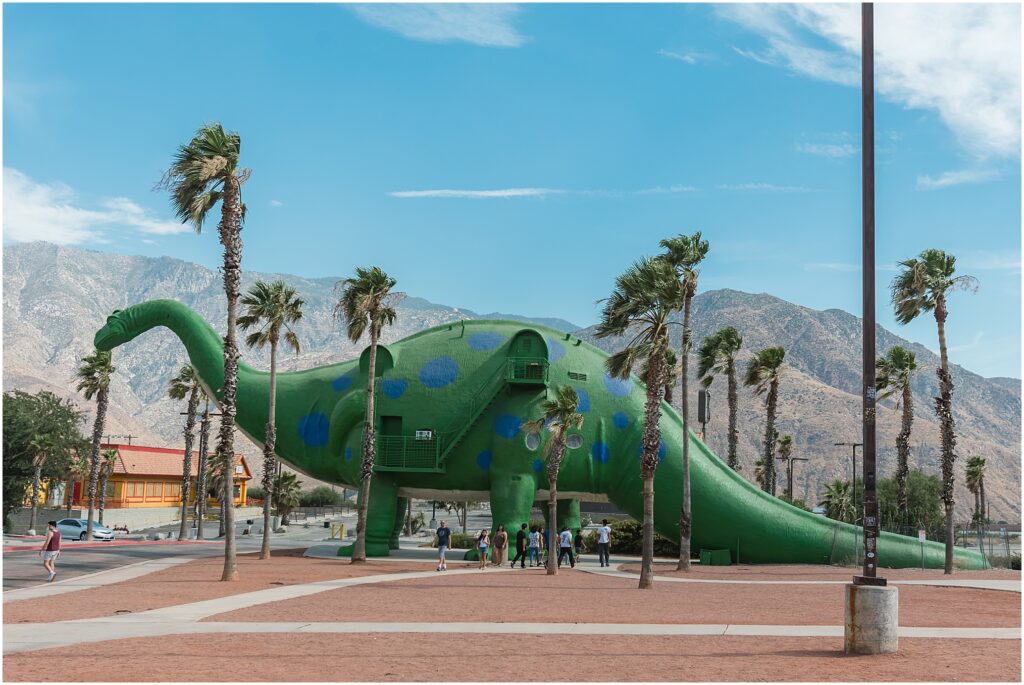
(557, 526), (575, 568)
(39, 521), (61, 582)
(527, 525), (542, 567)
(596, 519), (612, 567)
(477, 529), (490, 570)
(436, 519), (452, 571)
(510, 523), (529, 568)
(492, 524), (508, 566)
(574, 528), (584, 562)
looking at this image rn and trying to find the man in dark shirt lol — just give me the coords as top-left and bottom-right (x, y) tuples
(509, 523), (529, 568)
(436, 520), (452, 571)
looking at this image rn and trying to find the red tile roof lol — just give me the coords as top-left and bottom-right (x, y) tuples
(101, 443), (252, 481)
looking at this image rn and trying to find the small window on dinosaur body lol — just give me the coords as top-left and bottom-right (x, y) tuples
(566, 434), (584, 449)
(568, 371), (588, 381)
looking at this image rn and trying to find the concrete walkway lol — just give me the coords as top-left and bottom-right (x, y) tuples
(2, 556), (196, 603)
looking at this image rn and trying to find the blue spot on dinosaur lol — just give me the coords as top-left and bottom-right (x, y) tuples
(344, 448), (352, 461)
(612, 411), (630, 429)
(420, 356), (458, 389)
(591, 441), (610, 463)
(331, 372), (355, 392)
(533, 459), (543, 473)
(636, 439), (668, 462)
(574, 387), (591, 413)
(476, 450), (493, 470)
(468, 332), (504, 351)
(298, 412), (329, 447)
(604, 373), (632, 398)
(381, 378), (408, 399)
(546, 337), (566, 363)
(494, 414), (523, 439)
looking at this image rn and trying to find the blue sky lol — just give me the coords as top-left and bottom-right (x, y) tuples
(4, 3), (1021, 378)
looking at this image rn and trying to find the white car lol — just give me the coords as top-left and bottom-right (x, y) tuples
(56, 518), (115, 541)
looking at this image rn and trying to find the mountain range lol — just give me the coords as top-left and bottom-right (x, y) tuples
(4, 241), (1019, 521)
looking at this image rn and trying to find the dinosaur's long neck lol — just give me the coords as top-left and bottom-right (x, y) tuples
(118, 299), (241, 399)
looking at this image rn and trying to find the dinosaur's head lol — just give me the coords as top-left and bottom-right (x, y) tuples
(94, 309), (130, 351)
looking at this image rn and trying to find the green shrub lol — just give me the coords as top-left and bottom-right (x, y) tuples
(427, 532), (478, 549)
(1011, 553), (1021, 571)
(608, 518), (680, 557)
(247, 486), (265, 501)
(299, 486), (344, 507)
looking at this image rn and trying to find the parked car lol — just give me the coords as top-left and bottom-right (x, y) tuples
(56, 518), (115, 541)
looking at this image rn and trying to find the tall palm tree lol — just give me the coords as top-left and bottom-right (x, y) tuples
(595, 256), (684, 589)
(697, 326), (743, 471)
(875, 345), (918, 520)
(776, 433), (794, 498)
(820, 479), (855, 523)
(238, 279), (304, 559)
(206, 449), (231, 538)
(753, 458), (767, 491)
(965, 456), (987, 525)
(27, 434), (55, 534)
(272, 471), (302, 526)
(75, 349), (114, 541)
(64, 450), (89, 515)
(524, 386), (584, 576)
(891, 248), (977, 574)
(662, 349), (678, 405)
(164, 122), (249, 582)
(195, 398), (212, 539)
(660, 232), (709, 572)
(744, 347), (785, 495)
(335, 266), (400, 563)
(168, 365), (202, 541)
(97, 448), (119, 525)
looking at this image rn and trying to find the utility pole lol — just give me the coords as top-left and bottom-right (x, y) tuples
(776, 453), (809, 501)
(834, 442), (863, 523)
(103, 434), (137, 445)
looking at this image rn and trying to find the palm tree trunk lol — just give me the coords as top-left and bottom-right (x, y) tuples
(218, 175), (243, 582)
(763, 380), (779, 495)
(261, 340), (278, 560)
(98, 472), (108, 526)
(727, 360), (739, 470)
(30, 465), (41, 533)
(979, 477), (986, 523)
(677, 293), (692, 571)
(639, 475), (655, 588)
(66, 477), (74, 515)
(178, 386), (200, 541)
(86, 387), (108, 541)
(934, 299), (956, 575)
(353, 329), (380, 563)
(639, 334), (667, 590)
(896, 383), (912, 518)
(196, 402), (210, 540)
(547, 487), (558, 576)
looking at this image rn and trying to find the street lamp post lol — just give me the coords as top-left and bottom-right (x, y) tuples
(834, 442), (863, 524)
(776, 454), (809, 501)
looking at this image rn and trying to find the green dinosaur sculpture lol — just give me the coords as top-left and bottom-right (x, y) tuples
(95, 299), (984, 568)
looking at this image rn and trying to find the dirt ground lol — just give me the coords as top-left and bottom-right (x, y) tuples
(205, 565), (1021, 628)
(617, 562), (1023, 582)
(2, 550), (436, 624)
(3, 634), (1019, 682)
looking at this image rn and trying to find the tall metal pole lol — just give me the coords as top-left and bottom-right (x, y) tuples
(858, 2), (883, 585)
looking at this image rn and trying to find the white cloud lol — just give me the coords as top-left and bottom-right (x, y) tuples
(3, 167), (188, 245)
(638, 184), (699, 194)
(949, 331), (984, 353)
(797, 141), (857, 158)
(349, 4), (526, 47)
(916, 169), (1000, 190)
(959, 251), (1021, 273)
(715, 183), (811, 192)
(389, 187), (562, 199)
(658, 49), (713, 65)
(269, 199), (284, 207)
(804, 262), (858, 272)
(720, 4), (1021, 160)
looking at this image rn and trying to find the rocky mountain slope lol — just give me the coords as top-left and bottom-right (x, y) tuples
(4, 242), (1019, 520)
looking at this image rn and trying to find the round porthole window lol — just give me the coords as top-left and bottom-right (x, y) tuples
(525, 431), (541, 451)
(566, 434), (584, 449)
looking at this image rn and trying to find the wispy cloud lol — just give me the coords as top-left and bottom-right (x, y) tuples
(638, 184), (699, 195)
(715, 183), (811, 192)
(389, 187), (563, 199)
(804, 262), (858, 273)
(658, 49), (713, 65)
(720, 4), (1021, 161)
(348, 4), (526, 47)
(797, 141), (857, 158)
(269, 199), (284, 207)
(949, 331), (985, 353)
(916, 169), (1000, 191)
(3, 168), (187, 245)
(959, 251), (1021, 273)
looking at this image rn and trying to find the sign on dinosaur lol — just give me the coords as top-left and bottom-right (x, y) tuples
(95, 300), (985, 568)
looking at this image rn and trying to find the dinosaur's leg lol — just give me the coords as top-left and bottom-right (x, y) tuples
(337, 475), (399, 558)
(389, 497), (409, 550)
(489, 472), (536, 562)
(543, 498), (581, 535)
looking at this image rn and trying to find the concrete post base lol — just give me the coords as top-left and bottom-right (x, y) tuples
(844, 583), (899, 654)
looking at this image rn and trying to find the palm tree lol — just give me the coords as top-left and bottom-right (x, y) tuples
(820, 479), (855, 523)
(97, 448), (119, 525)
(335, 266), (400, 562)
(662, 349), (678, 405)
(27, 434), (55, 533)
(876, 345), (918, 520)
(75, 349), (115, 541)
(524, 386), (584, 576)
(744, 347), (785, 495)
(965, 456), (987, 525)
(595, 256), (684, 589)
(63, 450), (89, 516)
(206, 449), (231, 538)
(660, 232), (709, 572)
(697, 327), (743, 471)
(195, 398), (213, 539)
(163, 122), (249, 582)
(753, 458), (767, 490)
(272, 471), (302, 526)
(168, 365), (202, 541)
(776, 433), (794, 498)
(238, 279), (304, 559)
(891, 248), (977, 574)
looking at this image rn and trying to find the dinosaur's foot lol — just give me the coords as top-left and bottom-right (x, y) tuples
(336, 541), (392, 558)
